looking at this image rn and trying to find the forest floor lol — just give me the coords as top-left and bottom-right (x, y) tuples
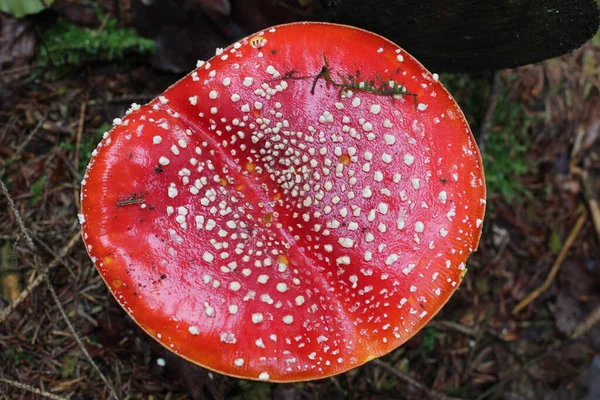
(1, 3), (599, 400)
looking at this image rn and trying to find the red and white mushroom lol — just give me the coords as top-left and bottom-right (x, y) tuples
(80, 22), (485, 382)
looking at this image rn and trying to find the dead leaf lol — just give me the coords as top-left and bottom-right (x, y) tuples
(1, 242), (21, 301)
(0, 13), (36, 69)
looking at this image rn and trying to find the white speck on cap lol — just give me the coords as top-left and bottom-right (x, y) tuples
(159, 156), (170, 166)
(385, 253), (399, 266)
(252, 313), (264, 323)
(415, 221), (424, 232)
(378, 203), (389, 214)
(258, 372), (270, 381)
(276, 282), (288, 292)
(439, 191), (447, 204)
(402, 263), (416, 275)
(335, 236), (354, 248)
(336, 256), (351, 265)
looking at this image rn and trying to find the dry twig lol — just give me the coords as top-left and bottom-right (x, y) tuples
(0, 118), (46, 176)
(0, 178), (35, 250)
(45, 277), (119, 399)
(572, 167), (600, 243)
(512, 210), (588, 315)
(372, 359), (461, 400)
(73, 98), (88, 209)
(0, 231), (80, 324)
(474, 341), (567, 400)
(0, 377), (68, 400)
(571, 304), (600, 339)
(74, 100), (87, 173)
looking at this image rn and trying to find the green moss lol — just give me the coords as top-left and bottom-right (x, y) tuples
(29, 175), (47, 204)
(232, 380), (271, 400)
(482, 83), (538, 205)
(3, 347), (35, 366)
(36, 16), (155, 77)
(61, 355), (78, 378)
(419, 327), (440, 354)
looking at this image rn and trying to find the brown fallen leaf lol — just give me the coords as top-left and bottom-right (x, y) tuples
(1, 242), (21, 302)
(0, 13), (36, 70)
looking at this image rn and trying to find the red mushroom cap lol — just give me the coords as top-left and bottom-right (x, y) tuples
(80, 22), (485, 382)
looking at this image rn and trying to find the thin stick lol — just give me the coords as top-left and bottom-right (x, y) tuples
(0, 177), (35, 250)
(512, 210), (588, 315)
(96, 13), (111, 35)
(588, 196), (600, 242)
(116, 198), (144, 207)
(0, 232), (80, 324)
(372, 359), (461, 400)
(45, 278), (119, 400)
(74, 99), (87, 210)
(0, 114), (17, 142)
(474, 341), (565, 400)
(430, 320), (478, 337)
(74, 100), (87, 172)
(578, 169), (600, 243)
(0, 377), (67, 400)
(571, 304), (600, 339)
(0, 118), (46, 174)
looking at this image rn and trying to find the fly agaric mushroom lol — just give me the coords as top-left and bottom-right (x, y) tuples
(80, 22), (485, 382)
